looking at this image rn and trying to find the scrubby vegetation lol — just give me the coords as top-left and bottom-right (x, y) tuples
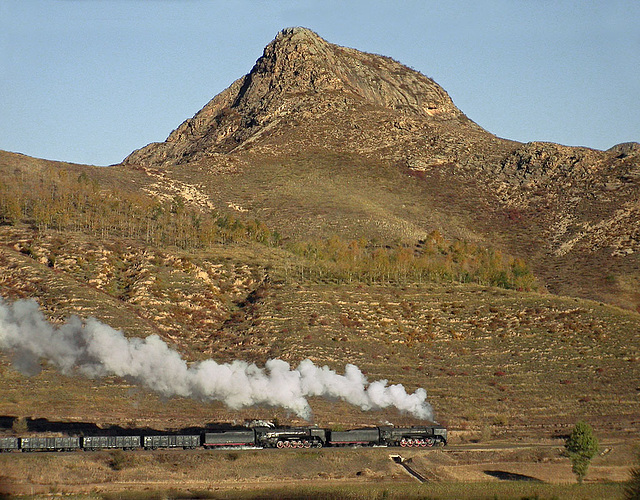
(625, 451), (640, 500)
(0, 165), (537, 292)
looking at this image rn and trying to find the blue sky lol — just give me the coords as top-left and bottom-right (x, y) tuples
(1, 0), (639, 166)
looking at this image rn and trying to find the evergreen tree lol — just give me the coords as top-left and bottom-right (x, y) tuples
(565, 420), (599, 483)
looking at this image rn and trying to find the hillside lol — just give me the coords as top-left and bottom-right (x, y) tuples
(122, 27), (640, 310)
(0, 27), (639, 439)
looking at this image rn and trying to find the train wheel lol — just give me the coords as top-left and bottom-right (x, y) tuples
(316, 441), (323, 448)
(400, 439), (407, 447)
(304, 441), (311, 448)
(277, 441), (284, 449)
(284, 441), (291, 448)
(427, 438), (434, 447)
(420, 440), (427, 447)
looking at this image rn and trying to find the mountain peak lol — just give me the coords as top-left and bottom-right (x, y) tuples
(275, 26), (324, 42)
(123, 28), (465, 166)
(268, 27), (329, 56)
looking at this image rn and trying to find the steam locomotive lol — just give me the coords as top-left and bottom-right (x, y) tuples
(0, 424), (446, 452)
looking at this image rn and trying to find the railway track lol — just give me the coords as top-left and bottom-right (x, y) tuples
(390, 454), (428, 483)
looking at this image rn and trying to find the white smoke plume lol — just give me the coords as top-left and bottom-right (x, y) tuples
(0, 297), (434, 421)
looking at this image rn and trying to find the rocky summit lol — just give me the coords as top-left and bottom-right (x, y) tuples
(123, 27), (468, 165)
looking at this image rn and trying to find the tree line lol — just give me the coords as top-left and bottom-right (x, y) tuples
(0, 167), (279, 248)
(289, 233), (537, 290)
(0, 166), (536, 291)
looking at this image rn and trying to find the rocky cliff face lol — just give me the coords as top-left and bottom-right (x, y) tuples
(123, 27), (469, 166)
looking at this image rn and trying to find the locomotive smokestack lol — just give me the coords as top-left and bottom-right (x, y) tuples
(0, 298), (434, 420)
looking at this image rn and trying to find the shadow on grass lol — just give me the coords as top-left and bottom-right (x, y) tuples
(0, 415), (249, 436)
(484, 469), (543, 482)
(102, 491), (380, 500)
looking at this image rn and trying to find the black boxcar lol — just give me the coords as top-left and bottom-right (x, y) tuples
(203, 431), (255, 448)
(0, 437), (19, 452)
(83, 435), (141, 450)
(143, 435), (200, 449)
(329, 428), (380, 446)
(20, 437), (80, 452)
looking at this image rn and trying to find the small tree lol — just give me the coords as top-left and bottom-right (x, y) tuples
(12, 417), (28, 434)
(625, 451), (640, 500)
(565, 420), (599, 483)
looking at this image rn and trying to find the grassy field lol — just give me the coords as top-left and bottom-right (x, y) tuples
(0, 445), (634, 499)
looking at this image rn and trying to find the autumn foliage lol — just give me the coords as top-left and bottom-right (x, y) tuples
(291, 233), (537, 290)
(0, 166), (536, 291)
(0, 167), (278, 248)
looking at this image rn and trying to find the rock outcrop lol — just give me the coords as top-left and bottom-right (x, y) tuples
(123, 27), (466, 166)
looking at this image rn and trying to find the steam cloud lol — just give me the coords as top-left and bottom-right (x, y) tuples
(0, 297), (434, 421)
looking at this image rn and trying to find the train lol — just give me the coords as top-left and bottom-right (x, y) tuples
(0, 424), (446, 452)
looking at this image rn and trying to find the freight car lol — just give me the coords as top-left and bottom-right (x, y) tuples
(20, 437), (80, 452)
(0, 437), (19, 452)
(83, 435), (141, 451)
(144, 435), (200, 450)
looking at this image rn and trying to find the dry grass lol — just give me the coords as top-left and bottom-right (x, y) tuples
(0, 223), (639, 435)
(0, 445), (631, 498)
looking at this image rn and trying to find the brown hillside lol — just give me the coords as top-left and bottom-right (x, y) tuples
(121, 27), (639, 310)
(0, 28), (639, 439)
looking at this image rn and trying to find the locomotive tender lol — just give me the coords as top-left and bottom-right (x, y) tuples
(0, 425), (446, 452)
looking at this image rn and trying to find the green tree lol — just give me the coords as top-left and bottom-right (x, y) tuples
(565, 420), (599, 483)
(626, 451), (640, 500)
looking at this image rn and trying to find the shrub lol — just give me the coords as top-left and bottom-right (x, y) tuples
(625, 451), (640, 499)
(108, 450), (133, 471)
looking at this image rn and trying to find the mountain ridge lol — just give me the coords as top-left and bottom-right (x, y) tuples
(2, 28), (638, 312)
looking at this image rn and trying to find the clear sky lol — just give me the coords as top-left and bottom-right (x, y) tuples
(1, 0), (639, 166)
